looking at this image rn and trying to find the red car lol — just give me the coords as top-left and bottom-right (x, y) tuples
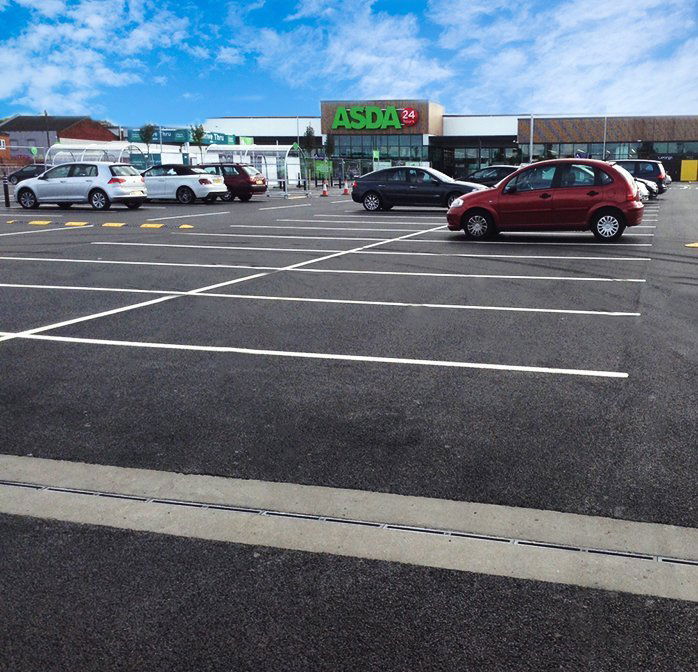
(199, 163), (267, 202)
(446, 159), (643, 241)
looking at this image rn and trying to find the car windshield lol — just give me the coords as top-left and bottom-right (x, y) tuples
(427, 168), (454, 182)
(241, 165), (262, 177)
(110, 165), (140, 176)
(190, 168), (208, 174)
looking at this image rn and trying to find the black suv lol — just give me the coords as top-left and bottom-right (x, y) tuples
(465, 164), (518, 187)
(611, 160), (668, 193)
(8, 163), (46, 185)
(351, 166), (485, 211)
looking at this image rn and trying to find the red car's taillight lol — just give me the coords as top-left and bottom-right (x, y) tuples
(140, 176), (145, 183)
(199, 178), (212, 185)
(108, 177), (126, 184)
(352, 181), (358, 188)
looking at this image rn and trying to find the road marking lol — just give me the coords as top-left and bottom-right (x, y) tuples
(94, 242), (651, 262)
(64, 221), (89, 227)
(317, 213), (445, 220)
(0, 225), (92, 237)
(293, 268), (646, 282)
(176, 232), (385, 242)
(0, 212), (65, 218)
(140, 223), (165, 229)
(330, 199), (350, 203)
(102, 222), (126, 228)
(2, 332), (629, 378)
(5, 220), (16, 224)
(229, 225), (424, 232)
(0, 256), (277, 271)
(686, 243), (698, 248)
(145, 211), (230, 221)
(258, 203), (312, 210)
(29, 220), (51, 226)
(0, 283), (640, 317)
(1, 456), (694, 601)
(0, 222), (447, 345)
(179, 224), (194, 229)
(0, 257), (646, 282)
(283, 218), (442, 225)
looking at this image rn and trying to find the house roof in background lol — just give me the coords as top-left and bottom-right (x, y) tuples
(0, 115), (89, 132)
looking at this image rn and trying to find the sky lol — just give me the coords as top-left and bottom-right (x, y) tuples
(0, 0), (697, 128)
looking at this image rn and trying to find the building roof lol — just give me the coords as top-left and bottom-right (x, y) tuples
(0, 115), (88, 132)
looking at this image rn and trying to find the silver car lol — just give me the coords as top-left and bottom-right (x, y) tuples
(16, 162), (147, 210)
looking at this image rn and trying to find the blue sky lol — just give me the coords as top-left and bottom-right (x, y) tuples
(1, 0), (697, 127)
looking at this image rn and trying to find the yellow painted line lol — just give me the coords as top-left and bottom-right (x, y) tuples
(102, 222), (126, 228)
(141, 223), (165, 229)
(686, 243), (698, 248)
(29, 220), (51, 226)
(64, 222), (89, 227)
(179, 224), (194, 229)
(6, 220), (16, 224)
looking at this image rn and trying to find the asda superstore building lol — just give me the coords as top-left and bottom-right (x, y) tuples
(205, 100), (698, 181)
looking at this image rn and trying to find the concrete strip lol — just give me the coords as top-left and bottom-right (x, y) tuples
(4, 455), (695, 561)
(0, 466), (694, 602)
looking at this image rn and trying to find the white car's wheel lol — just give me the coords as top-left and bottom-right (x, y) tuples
(18, 188), (38, 209)
(89, 189), (111, 210)
(176, 186), (195, 204)
(591, 211), (624, 241)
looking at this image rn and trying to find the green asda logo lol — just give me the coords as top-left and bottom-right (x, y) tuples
(332, 105), (403, 130)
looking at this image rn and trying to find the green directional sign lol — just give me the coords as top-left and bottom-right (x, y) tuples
(30, 147), (38, 156)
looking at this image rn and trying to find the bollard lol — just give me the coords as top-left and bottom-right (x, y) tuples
(2, 175), (9, 208)
(303, 179), (307, 191)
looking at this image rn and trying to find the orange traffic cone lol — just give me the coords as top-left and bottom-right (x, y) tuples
(321, 181), (329, 196)
(342, 180), (350, 195)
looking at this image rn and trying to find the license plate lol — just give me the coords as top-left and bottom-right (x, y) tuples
(130, 190), (143, 196)
(213, 177), (222, 183)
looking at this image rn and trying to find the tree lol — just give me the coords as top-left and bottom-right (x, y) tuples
(300, 124), (316, 155)
(139, 123), (156, 164)
(190, 124), (206, 163)
(324, 134), (335, 159)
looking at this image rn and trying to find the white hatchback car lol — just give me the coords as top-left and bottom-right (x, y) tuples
(141, 164), (228, 204)
(16, 162), (147, 210)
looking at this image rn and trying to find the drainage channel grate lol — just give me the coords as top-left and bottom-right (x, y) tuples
(1, 478), (696, 567)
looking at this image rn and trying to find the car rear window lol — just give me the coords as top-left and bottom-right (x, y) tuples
(110, 165), (140, 176)
(241, 165), (261, 177)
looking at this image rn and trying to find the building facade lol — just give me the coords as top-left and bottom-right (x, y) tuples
(203, 103), (698, 180)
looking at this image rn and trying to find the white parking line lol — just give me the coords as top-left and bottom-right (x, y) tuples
(175, 232), (385, 242)
(0, 212), (65, 218)
(92, 242), (651, 262)
(281, 218), (439, 226)
(319, 213), (445, 220)
(0, 283), (640, 317)
(145, 211), (231, 221)
(258, 203), (312, 210)
(293, 269), (646, 282)
(0, 256), (646, 282)
(0, 255), (278, 271)
(228, 225), (424, 232)
(4, 332), (630, 378)
(1, 222), (447, 345)
(0, 225), (93, 237)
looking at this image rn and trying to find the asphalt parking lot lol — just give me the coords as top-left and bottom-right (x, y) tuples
(1, 187), (697, 669)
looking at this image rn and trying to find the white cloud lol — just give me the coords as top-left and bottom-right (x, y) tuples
(236, 0), (452, 99)
(218, 46), (245, 66)
(428, 0), (698, 114)
(0, 0), (200, 115)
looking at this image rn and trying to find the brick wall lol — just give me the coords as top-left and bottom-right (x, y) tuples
(59, 119), (118, 142)
(0, 133), (10, 161)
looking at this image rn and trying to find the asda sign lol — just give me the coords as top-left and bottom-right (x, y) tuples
(331, 105), (419, 131)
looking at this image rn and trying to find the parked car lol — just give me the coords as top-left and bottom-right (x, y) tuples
(8, 163), (46, 185)
(446, 159), (644, 242)
(465, 165), (518, 187)
(16, 162), (147, 210)
(352, 166), (486, 211)
(635, 177), (659, 199)
(199, 163), (267, 201)
(141, 164), (228, 204)
(635, 179), (650, 202)
(610, 160), (667, 193)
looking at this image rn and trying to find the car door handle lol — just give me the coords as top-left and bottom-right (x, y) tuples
(587, 190), (599, 196)
(539, 192), (552, 199)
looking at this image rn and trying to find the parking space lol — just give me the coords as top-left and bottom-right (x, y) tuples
(0, 190), (696, 533)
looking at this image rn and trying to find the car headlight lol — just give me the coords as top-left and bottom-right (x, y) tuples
(450, 197), (464, 209)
